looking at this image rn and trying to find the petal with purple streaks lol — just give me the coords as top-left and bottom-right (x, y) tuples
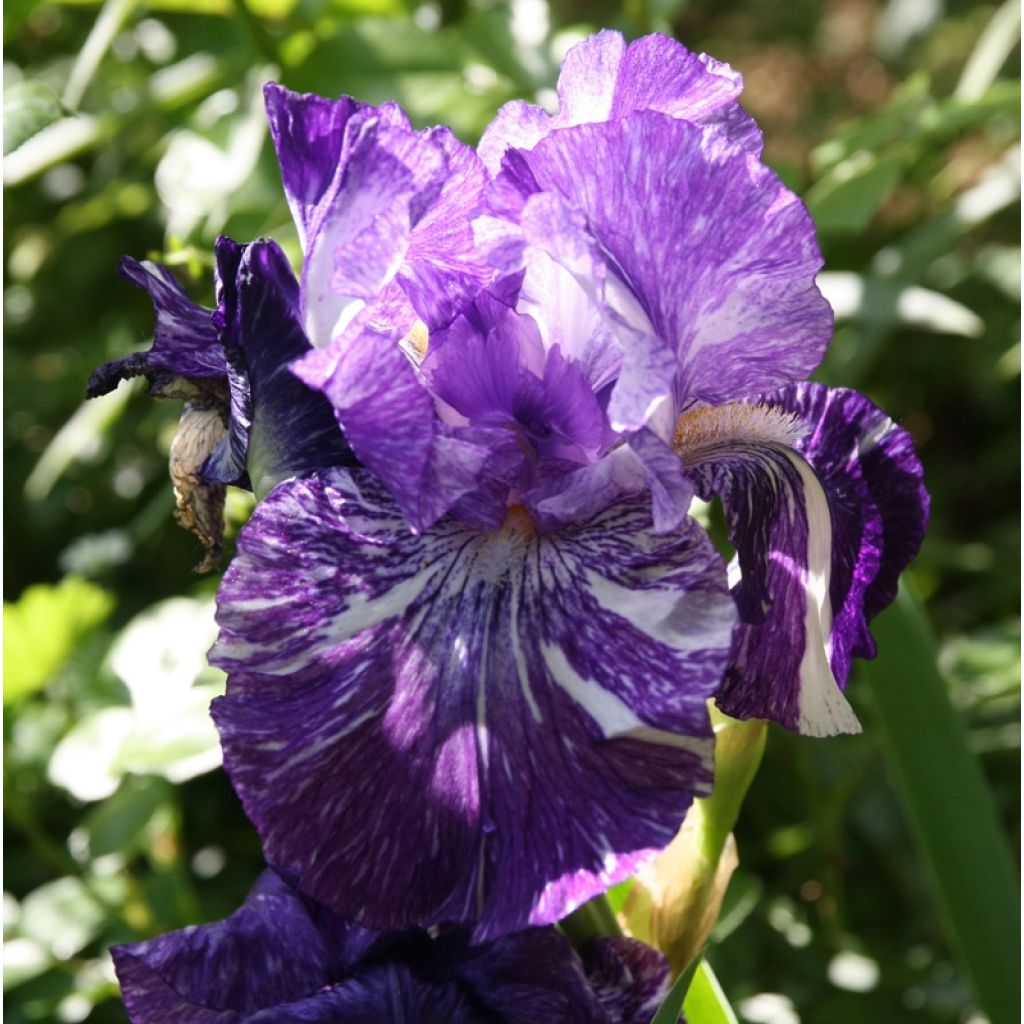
(264, 83), (409, 251)
(210, 469), (735, 939)
(300, 119), (447, 349)
(768, 383), (930, 684)
(580, 937), (673, 1024)
(478, 30), (761, 174)
(399, 127), (493, 329)
(110, 871), (343, 1023)
(676, 387), (927, 735)
(87, 258), (224, 402)
(494, 111), (831, 415)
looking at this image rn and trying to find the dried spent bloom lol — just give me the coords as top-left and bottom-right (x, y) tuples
(111, 870), (673, 1024)
(91, 30), (928, 945)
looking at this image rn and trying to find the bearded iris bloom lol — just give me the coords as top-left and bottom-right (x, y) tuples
(92, 30), (927, 946)
(112, 869), (672, 1023)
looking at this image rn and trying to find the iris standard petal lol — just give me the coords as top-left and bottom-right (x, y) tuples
(299, 117), (448, 349)
(210, 468), (735, 939)
(492, 110), (832, 418)
(264, 82), (409, 252)
(203, 237), (353, 498)
(675, 387), (927, 736)
(477, 29), (761, 175)
(399, 126), (493, 330)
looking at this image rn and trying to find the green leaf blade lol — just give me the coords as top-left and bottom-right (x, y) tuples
(863, 586), (1021, 1024)
(3, 80), (68, 155)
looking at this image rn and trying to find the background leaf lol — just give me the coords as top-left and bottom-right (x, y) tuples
(2, 81), (68, 155)
(3, 577), (113, 704)
(861, 587), (1021, 1024)
(682, 960), (739, 1024)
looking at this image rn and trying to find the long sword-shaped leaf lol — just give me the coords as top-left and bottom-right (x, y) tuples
(863, 585), (1020, 1024)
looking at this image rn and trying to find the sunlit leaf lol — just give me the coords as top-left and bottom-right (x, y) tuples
(807, 151), (905, 235)
(2, 937), (52, 990)
(47, 598), (225, 800)
(2, 113), (108, 187)
(3, 577), (114, 704)
(818, 272), (984, 337)
(2, 81), (68, 156)
(48, 707), (137, 802)
(18, 876), (124, 960)
(682, 960), (739, 1024)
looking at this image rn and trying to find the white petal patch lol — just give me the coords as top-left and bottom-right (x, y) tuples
(584, 569), (736, 653)
(543, 642), (712, 760)
(788, 454), (861, 737)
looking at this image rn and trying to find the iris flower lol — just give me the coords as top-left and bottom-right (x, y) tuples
(112, 869), (671, 1023)
(92, 31), (927, 943)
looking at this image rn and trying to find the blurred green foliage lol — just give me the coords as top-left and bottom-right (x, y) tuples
(3, 0), (1019, 1021)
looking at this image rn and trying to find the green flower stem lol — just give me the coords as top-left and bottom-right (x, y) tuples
(625, 711), (767, 976)
(559, 892), (623, 948)
(699, 710), (768, 862)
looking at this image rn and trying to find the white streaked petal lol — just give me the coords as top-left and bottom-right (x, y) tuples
(211, 468), (734, 939)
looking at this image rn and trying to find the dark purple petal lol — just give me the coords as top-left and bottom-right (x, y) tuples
(210, 469), (735, 939)
(247, 966), (474, 1024)
(580, 937), (674, 1024)
(110, 871), (342, 1023)
(492, 111), (831, 417)
(113, 868), (644, 1024)
(676, 388), (927, 735)
(87, 258), (224, 402)
(454, 928), (607, 1023)
(768, 383), (930, 683)
(478, 30), (761, 174)
(678, 401), (858, 734)
(202, 237), (353, 497)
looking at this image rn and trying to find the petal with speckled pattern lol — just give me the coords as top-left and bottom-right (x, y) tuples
(210, 468), (735, 939)
(478, 30), (761, 175)
(677, 385), (928, 735)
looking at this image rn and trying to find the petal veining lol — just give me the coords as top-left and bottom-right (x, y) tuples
(210, 469), (735, 938)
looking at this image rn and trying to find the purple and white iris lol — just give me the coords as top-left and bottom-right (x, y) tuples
(112, 869), (672, 1023)
(93, 29), (928, 952)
